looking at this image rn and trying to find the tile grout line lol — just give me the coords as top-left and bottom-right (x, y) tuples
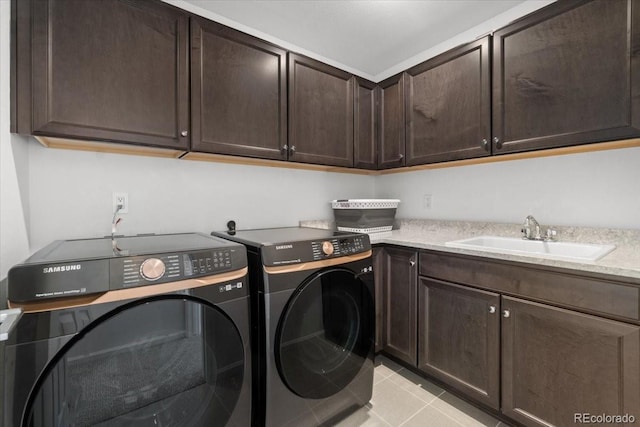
(388, 400), (430, 427)
(387, 368), (447, 405)
(368, 408), (394, 427)
(396, 398), (466, 427)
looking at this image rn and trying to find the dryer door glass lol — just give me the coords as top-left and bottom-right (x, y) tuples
(276, 268), (374, 399)
(23, 295), (244, 427)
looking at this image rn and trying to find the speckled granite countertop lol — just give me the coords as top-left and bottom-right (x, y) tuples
(300, 219), (640, 281)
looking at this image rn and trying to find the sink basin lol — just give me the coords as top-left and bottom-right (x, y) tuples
(445, 236), (615, 262)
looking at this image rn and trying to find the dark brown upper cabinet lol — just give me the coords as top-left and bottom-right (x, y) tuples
(354, 78), (378, 169)
(12, 0), (190, 149)
(288, 54), (354, 167)
(190, 18), (287, 160)
(377, 74), (406, 169)
(492, 0), (640, 154)
(405, 37), (491, 165)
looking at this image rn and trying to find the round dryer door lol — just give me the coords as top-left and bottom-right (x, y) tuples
(22, 295), (244, 427)
(275, 268), (374, 399)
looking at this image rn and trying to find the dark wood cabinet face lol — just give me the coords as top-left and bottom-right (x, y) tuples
(378, 74), (406, 169)
(493, 0), (640, 153)
(190, 18), (287, 159)
(288, 54), (354, 167)
(502, 296), (640, 427)
(372, 247), (385, 353)
(418, 278), (500, 409)
(383, 247), (417, 365)
(28, 0), (189, 148)
(406, 38), (491, 165)
(354, 78), (378, 169)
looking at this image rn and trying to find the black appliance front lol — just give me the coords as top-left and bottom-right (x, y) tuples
(2, 234), (252, 427)
(212, 227), (375, 426)
(264, 260), (375, 426)
(3, 282), (251, 427)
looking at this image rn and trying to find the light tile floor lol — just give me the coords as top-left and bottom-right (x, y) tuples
(334, 355), (507, 427)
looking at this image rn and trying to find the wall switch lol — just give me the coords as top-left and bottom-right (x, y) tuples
(423, 194), (432, 210)
(113, 192), (129, 214)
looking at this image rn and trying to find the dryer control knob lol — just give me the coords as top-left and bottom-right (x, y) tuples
(140, 258), (165, 281)
(322, 241), (334, 256)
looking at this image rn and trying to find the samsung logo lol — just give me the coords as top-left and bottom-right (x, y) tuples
(42, 264), (82, 274)
(275, 244), (293, 250)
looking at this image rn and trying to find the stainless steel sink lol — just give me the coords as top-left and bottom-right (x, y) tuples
(445, 236), (616, 262)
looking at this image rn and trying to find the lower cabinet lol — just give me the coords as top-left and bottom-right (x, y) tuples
(501, 296), (640, 427)
(372, 247), (385, 353)
(418, 278), (500, 409)
(383, 247), (417, 365)
(417, 275), (640, 427)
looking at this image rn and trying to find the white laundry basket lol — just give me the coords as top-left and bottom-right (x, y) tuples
(331, 199), (400, 233)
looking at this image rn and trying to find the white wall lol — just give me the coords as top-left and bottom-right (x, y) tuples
(26, 142), (373, 251)
(375, 148), (640, 229)
(0, 2), (31, 280)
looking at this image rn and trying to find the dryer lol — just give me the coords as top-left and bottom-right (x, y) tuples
(212, 227), (375, 427)
(1, 233), (251, 427)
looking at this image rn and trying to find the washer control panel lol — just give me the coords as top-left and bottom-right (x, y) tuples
(111, 249), (238, 289)
(311, 236), (367, 260)
(262, 234), (370, 267)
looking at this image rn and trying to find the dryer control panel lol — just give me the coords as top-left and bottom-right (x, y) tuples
(110, 248), (241, 289)
(262, 234), (370, 267)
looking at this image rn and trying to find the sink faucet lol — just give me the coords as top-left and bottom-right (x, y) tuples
(521, 215), (557, 241)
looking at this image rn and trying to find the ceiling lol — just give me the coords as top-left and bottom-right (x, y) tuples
(174, 0), (553, 81)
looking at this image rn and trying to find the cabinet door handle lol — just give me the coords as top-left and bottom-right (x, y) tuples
(488, 305), (496, 314)
(409, 260), (415, 267)
(180, 130), (188, 137)
(398, 154), (404, 161)
(503, 309), (510, 318)
(493, 136), (502, 150)
(281, 145), (288, 155)
(482, 138), (489, 151)
(290, 145), (296, 155)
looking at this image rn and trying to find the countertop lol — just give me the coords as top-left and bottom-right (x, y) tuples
(300, 219), (640, 282)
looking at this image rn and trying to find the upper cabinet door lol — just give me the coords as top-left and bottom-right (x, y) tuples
(190, 18), (287, 160)
(405, 37), (491, 165)
(288, 54), (354, 167)
(354, 78), (378, 170)
(378, 74), (406, 169)
(25, 0), (189, 149)
(492, 0), (640, 154)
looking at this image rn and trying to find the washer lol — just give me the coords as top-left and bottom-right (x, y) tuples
(212, 227), (375, 427)
(1, 233), (251, 427)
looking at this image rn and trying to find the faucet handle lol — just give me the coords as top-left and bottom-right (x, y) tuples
(545, 228), (557, 241)
(521, 226), (531, 239)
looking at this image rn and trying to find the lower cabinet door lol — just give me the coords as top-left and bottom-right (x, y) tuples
(383, 247), (417, 365)
(501, 296), (640, 427)
(373, 247), (385, 353)
(418, 278), (500, 409)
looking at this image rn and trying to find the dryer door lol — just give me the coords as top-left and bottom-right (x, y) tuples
(21, 295), (244, 427)
(275, 268), (374, 399)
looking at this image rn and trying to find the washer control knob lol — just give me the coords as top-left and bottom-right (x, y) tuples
(140, 258), (165, 281)
(322, 241), (334, 256)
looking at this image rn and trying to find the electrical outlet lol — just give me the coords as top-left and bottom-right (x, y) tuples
(113, 192), (129, 214)
(423, 194), (432, 210)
